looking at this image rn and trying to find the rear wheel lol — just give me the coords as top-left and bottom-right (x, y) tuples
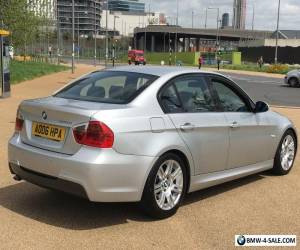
(141, 153), (187, 219)
(288, 77), (299, 87)
(273, 130), (297, 175)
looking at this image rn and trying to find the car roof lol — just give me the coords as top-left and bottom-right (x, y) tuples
(105, 65), (214, 77)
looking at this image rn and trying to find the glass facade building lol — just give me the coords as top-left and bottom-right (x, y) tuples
(108, 0), (145, 13)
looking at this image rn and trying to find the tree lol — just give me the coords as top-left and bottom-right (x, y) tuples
(0, 0), (41, 55)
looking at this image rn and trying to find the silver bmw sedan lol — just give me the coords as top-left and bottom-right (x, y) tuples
(8, 66), (297, 219)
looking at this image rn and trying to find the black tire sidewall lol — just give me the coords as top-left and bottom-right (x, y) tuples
(141, 153), (187, 219)
(289, 78), (299, 88)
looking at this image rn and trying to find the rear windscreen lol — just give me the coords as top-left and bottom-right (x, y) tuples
(55, 71), (158, 104)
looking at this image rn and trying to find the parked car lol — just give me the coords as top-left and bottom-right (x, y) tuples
(285, 69), (300, 87)
(8, 66), (297, 219)
(128, 50), (146, 65)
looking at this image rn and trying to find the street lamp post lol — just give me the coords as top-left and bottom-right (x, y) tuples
(252, 5), (255, 31)
(57, 4), (60, 64)
(144, 2), (151, 53)
(112, 15), (119, 67)
(105, 0), (109, 67)
(77, 12), (80, 61)
(94, 0), (97, 67)
(192, 11), (194, 29)
(205, 8), (208, 29)
(275, 0), (281, 64)
(208, 7), (220, 48)
(72, 0), (75, 73)
(175, 0), (179, 65)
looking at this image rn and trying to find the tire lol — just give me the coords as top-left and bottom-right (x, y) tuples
(143, 62), (146, 65)
(288, 77), (300, 88)
(135, 61), (138, 65)
(272, 130), (297, 175)
(128, 60), (131, 65)
(140, 153), (187, 219)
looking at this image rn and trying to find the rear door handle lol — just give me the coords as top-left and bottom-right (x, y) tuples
(230, 121), (239, 128)
(180, 123), (195, 131)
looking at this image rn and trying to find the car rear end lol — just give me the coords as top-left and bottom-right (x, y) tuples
(8, 70), (159, 202)
(135, 50), (146, 65)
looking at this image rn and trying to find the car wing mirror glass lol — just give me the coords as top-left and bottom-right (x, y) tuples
(254, 101), (269, 113)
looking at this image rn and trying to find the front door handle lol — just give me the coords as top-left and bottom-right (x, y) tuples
(180, 123), (195, 131)
(230, 121), (239, 128)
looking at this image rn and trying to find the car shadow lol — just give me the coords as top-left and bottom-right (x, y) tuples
(183, 173), (265, 206)
(0, 173), (267, 230)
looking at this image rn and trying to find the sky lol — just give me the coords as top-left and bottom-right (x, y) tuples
(143, 0), (300, 31)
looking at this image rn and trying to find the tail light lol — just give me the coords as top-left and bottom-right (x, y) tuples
(73, 121), (114, 148)
(15, 110), (24, 132)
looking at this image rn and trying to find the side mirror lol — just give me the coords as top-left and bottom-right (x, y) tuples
(254, 101), (269, 113)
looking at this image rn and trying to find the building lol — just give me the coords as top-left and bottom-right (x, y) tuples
(101, 10), (166, 37)
(270, 30), (300, 39)
(134, 26), (272, 52)
(221, 13), (229, 29)
(57, 0), (101, 35)
(27, 0), (56, 20)
(107, 0), (145, 13)
(233, 0), (246, 30)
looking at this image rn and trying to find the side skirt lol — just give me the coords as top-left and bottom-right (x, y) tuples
(189, 160), (274, 193)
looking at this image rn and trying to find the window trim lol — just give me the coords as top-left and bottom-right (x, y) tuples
(157, 73), (218, 114)
(208, 75), (256, 113)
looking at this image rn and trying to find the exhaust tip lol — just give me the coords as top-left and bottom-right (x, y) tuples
(13, 175), (22, 181)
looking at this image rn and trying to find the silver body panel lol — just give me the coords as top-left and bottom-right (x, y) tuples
(8, 66), (297, 202)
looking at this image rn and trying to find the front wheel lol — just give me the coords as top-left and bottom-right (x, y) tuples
(141, 153), (187, 219)
(273, 130), (297, 175)
(289, 78), (300, 87)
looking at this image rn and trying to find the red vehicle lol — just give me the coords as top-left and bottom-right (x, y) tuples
(128, 50), (146, 65)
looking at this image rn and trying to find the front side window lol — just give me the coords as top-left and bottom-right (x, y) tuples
(159, 75), (215, 113)
(55, 71), (158, 104)
(212, 80), (249, 112)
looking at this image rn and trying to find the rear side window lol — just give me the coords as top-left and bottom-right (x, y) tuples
(55, 71), (158, 104)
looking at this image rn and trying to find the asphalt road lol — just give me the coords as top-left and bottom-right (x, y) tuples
(223, 72), (300, 107)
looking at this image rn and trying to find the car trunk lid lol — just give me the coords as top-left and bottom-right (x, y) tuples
(18, 96), (122, 155)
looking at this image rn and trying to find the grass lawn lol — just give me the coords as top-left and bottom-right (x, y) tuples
(10, 61), (70, 84)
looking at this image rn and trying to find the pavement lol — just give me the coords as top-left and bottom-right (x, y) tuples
(204, 67), (285, 79)
(0, 65), (299, 249)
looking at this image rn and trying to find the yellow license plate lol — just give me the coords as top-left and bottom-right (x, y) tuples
(32, 122), (66, 142)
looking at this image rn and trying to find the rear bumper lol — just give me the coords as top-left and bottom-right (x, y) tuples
(9, 163), (88, 199)
(8, 133), (157, 202)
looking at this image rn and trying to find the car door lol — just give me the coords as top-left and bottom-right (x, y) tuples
(210, 76), (274, 169)
(159, 74), (230, 175)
